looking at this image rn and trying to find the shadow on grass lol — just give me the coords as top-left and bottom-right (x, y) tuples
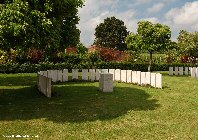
(0, 83), (160, 123)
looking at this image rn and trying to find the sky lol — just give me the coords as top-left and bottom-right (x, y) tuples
(77, 0), (198, 47)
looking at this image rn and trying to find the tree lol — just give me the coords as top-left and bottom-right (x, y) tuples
(177, 30), (198, 62)
(126, 21), (171, 71)
(94, 16), (129, 51)
(0, 0), (84, 61)
(77, 43), (88, 54)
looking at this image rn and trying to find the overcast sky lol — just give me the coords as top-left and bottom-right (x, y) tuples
(77, 0), (198, 47)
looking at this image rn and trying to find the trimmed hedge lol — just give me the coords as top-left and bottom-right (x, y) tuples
(0, 62), (198, 73)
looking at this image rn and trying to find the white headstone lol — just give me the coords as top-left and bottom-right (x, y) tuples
(127, 70), (132, 83)
(52, 70), (58, 82)
(95, 69), (101, 81)
(191, 67), (196, 78)
(63, 69), (68, 82)
(89, 69), (96, 81)
(82, 69), (89, 81)
(156, 73), (162, 89)
(145, 72), (151, 85)
(40, 71), (44, 76)
(57, 70), (63, 82)
(121, 70), (127, 83)
(169, 67), (173, 76)
(184, 67), (189, 75)
(151, 73), (156, 87)
(141, 72), (146, 85)
(132, 71), (137, 84)
(72, 69), (79, 80)
(47, 70), (52, 78)
(109, 69), (115, 81)
(43, 71), (47, 77)
(196, 68), (198, 77)
(174, 67), (179, 75)
(99, 73), (113, 92)
(137, 71), (141, 85)
(179, 67), (183, 75)
(115, 69), (121, 81)
(101, 69), (108, 73)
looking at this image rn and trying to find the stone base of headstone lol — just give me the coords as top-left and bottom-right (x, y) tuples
(99, 73), (113, 92)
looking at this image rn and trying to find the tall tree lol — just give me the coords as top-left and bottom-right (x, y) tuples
(0, 0), (84, 59)
(177, 30), (198, 59)
(126, 21), (171, 71)
(94, 16), (129, 51)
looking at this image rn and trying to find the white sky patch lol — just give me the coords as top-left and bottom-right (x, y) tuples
(165, 1), (198, 30)
(142, 17), (160, 23)
(78, 0), (197, 47)
(147, 3), (165, 13)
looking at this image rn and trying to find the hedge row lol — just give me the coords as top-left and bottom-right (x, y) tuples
(0, 62), (198, 73)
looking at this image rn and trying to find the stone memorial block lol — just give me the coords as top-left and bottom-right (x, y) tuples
(174, 67), (179, 75)
(137, 71), (141, 85)
(191, 67), (196, 78)
(63, 69), (68, 82)
(38, 75), (52, 97)
(151, 73), (156, 87)
(95, 69), (101, 81)
(156, 73), (162, 89)
(109, 69), (115, 80)
(46, 77), (52, 97)
(89, 69), (96, 81)
(52, 70), (58, 82)
(41, 75), (46, 94)
(141, 72), (146, 85)
(169, 67), (173, 76)
(127, 70), (132, 83)
(72, 69), (79, 80)
(82, 69), (88, 81)
(121, 70), (127, 83)
(115, 69), (121, 81)
(179, 67), (183, 75)
(101, 69), (108, 73)
(57, 70), (63, 82)
(99, 73), (113, 92)
(132, 71), (137, 84)
(145, 72), (151, 85)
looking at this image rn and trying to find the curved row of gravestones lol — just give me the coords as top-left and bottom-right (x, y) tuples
(37, 69), (163, 98)
(169, 67), (198, 77)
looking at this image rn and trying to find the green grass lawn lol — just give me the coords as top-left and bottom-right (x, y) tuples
(0, 73), (197, 140)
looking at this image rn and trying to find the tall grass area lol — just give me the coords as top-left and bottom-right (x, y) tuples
(0, 73), (197, 139)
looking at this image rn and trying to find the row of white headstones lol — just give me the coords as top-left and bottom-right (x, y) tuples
(38, 69), (163, 97)
(169, 67), (198, 77)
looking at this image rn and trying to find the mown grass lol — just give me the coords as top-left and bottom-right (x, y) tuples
(0, 73), (197, 140)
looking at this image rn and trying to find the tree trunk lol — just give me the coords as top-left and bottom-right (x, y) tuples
(148, 52), (153, 72)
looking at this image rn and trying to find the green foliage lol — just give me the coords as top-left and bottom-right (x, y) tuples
(77, 43), (88, 54)
(178, 30), (198, 59)
(126, 21), (171, 71)
(0, 0), (84, 59)
(94, 16), (129, 51)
